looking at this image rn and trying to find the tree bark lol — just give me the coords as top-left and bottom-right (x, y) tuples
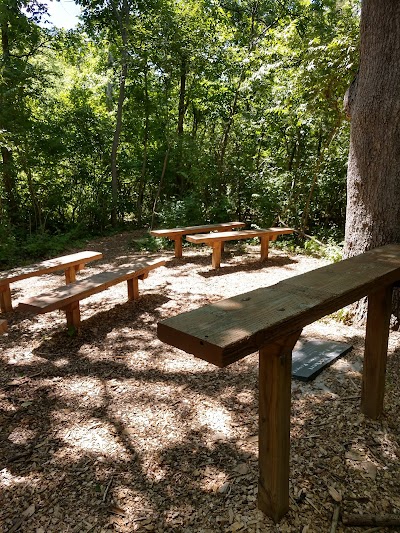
(344, 0), (400, 321)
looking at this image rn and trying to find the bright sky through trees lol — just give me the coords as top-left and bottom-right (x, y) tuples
(43, 0), (81, 29)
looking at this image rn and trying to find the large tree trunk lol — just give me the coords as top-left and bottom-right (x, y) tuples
(344, 0), (400, 321)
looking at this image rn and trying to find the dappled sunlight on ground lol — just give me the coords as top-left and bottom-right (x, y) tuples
(1, 232), (400, 531)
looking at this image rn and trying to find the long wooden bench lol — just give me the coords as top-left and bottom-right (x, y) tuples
(0, 319), (7, 334)
(150, 222), (245, 258)
(19, 257), (166, 333)
(157, 244), (400, 522)
(186, 227), (293, 268)
(0, 251), (103, 313)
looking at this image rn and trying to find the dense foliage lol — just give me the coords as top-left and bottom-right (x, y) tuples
(0, 0), (359, 264)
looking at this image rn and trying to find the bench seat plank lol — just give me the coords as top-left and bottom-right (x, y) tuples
(185, 227), (292, 244)
(158, 244), (400, 367)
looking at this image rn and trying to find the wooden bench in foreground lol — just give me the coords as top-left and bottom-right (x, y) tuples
(0, 251), (103, 313)
(0, 319), (7, 334)
(150, 222), (245, 258)
(19, 257), (166, 333)
(186, 227), (293, 268)
(157, 244), (400, 522)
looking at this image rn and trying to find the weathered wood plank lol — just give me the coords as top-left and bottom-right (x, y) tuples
(158, 245), (400, 367)
(362, 285), (393, 418)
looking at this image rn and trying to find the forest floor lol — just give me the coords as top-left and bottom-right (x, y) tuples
(1, 230), (400, 533)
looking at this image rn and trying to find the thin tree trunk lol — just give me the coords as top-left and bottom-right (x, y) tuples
(1, 18), (19, 227)
(151, 146), (170, 230)
(301, 119), (341, 233)
(137, 65), (150, 227)
(110, 0), (129, 227)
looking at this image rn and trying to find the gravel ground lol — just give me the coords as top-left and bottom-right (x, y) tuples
(1, 231), (400, 533)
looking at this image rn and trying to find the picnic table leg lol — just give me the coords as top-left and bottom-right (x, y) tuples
(361, 285), (392, 419)
(65, 301), (81, 333)
(258, 330), (302, 522)
(0, 284), (12, 313)
(212, 242), (222, 269)
(65, 266), (76, 284)
(173, 237), (183, 258)
(260, 236), (269, 261)
(127, 277), (140, 300)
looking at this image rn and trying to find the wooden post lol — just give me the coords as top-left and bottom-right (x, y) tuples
(260, 236), (269, 261)
(65, 301), (81, 332)
(362, 285), (392, 419)
(0, 319), (7, 334)
(212, 241), (222, 269)
(127, 277), (139, 300)
(258, 330), (302, 522)
(65, 266), (76, 284)
(0, 284), (12, 312)
(174, 237), (183, 258)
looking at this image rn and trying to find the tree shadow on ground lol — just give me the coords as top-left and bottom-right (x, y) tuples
(2, 271), (400, 531)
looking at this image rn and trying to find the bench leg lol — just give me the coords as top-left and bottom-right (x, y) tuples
(173, 237), (183, 258)
(260, 236), (269, 261)
(258, 330), (302, 522)
(127, 278), (139, 301)
(65, 266), (76, 284)
(362, 285), (392, 419)
(212, 242), (222, 269)
(65, 301), (81, 333)
(0, 284), (12, 313)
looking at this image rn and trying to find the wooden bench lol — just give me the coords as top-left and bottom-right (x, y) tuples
(157, 244), (400, 522)
(186, 227), (293, 268)
(0, 251), (103, 313)
(19, 257), (166, 333)
(150, 222), (245, 258)
(0, 319), (7, 334)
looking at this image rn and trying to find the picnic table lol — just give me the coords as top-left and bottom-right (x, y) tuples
(150, 222), (245, 258)
(0, 251), (102, 313)
(157, 244), (400, 521)
(186, 227), (294, 268)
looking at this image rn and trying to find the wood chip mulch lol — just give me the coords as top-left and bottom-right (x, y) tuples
(1, 231), (400, 532)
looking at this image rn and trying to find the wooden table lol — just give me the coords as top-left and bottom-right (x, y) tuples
(150, 222), (245, 258)
(157, 244), (400, 522)
(186, 227), (293, 268)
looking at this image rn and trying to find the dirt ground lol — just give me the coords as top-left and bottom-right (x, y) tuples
(1, 231), (400, 533)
